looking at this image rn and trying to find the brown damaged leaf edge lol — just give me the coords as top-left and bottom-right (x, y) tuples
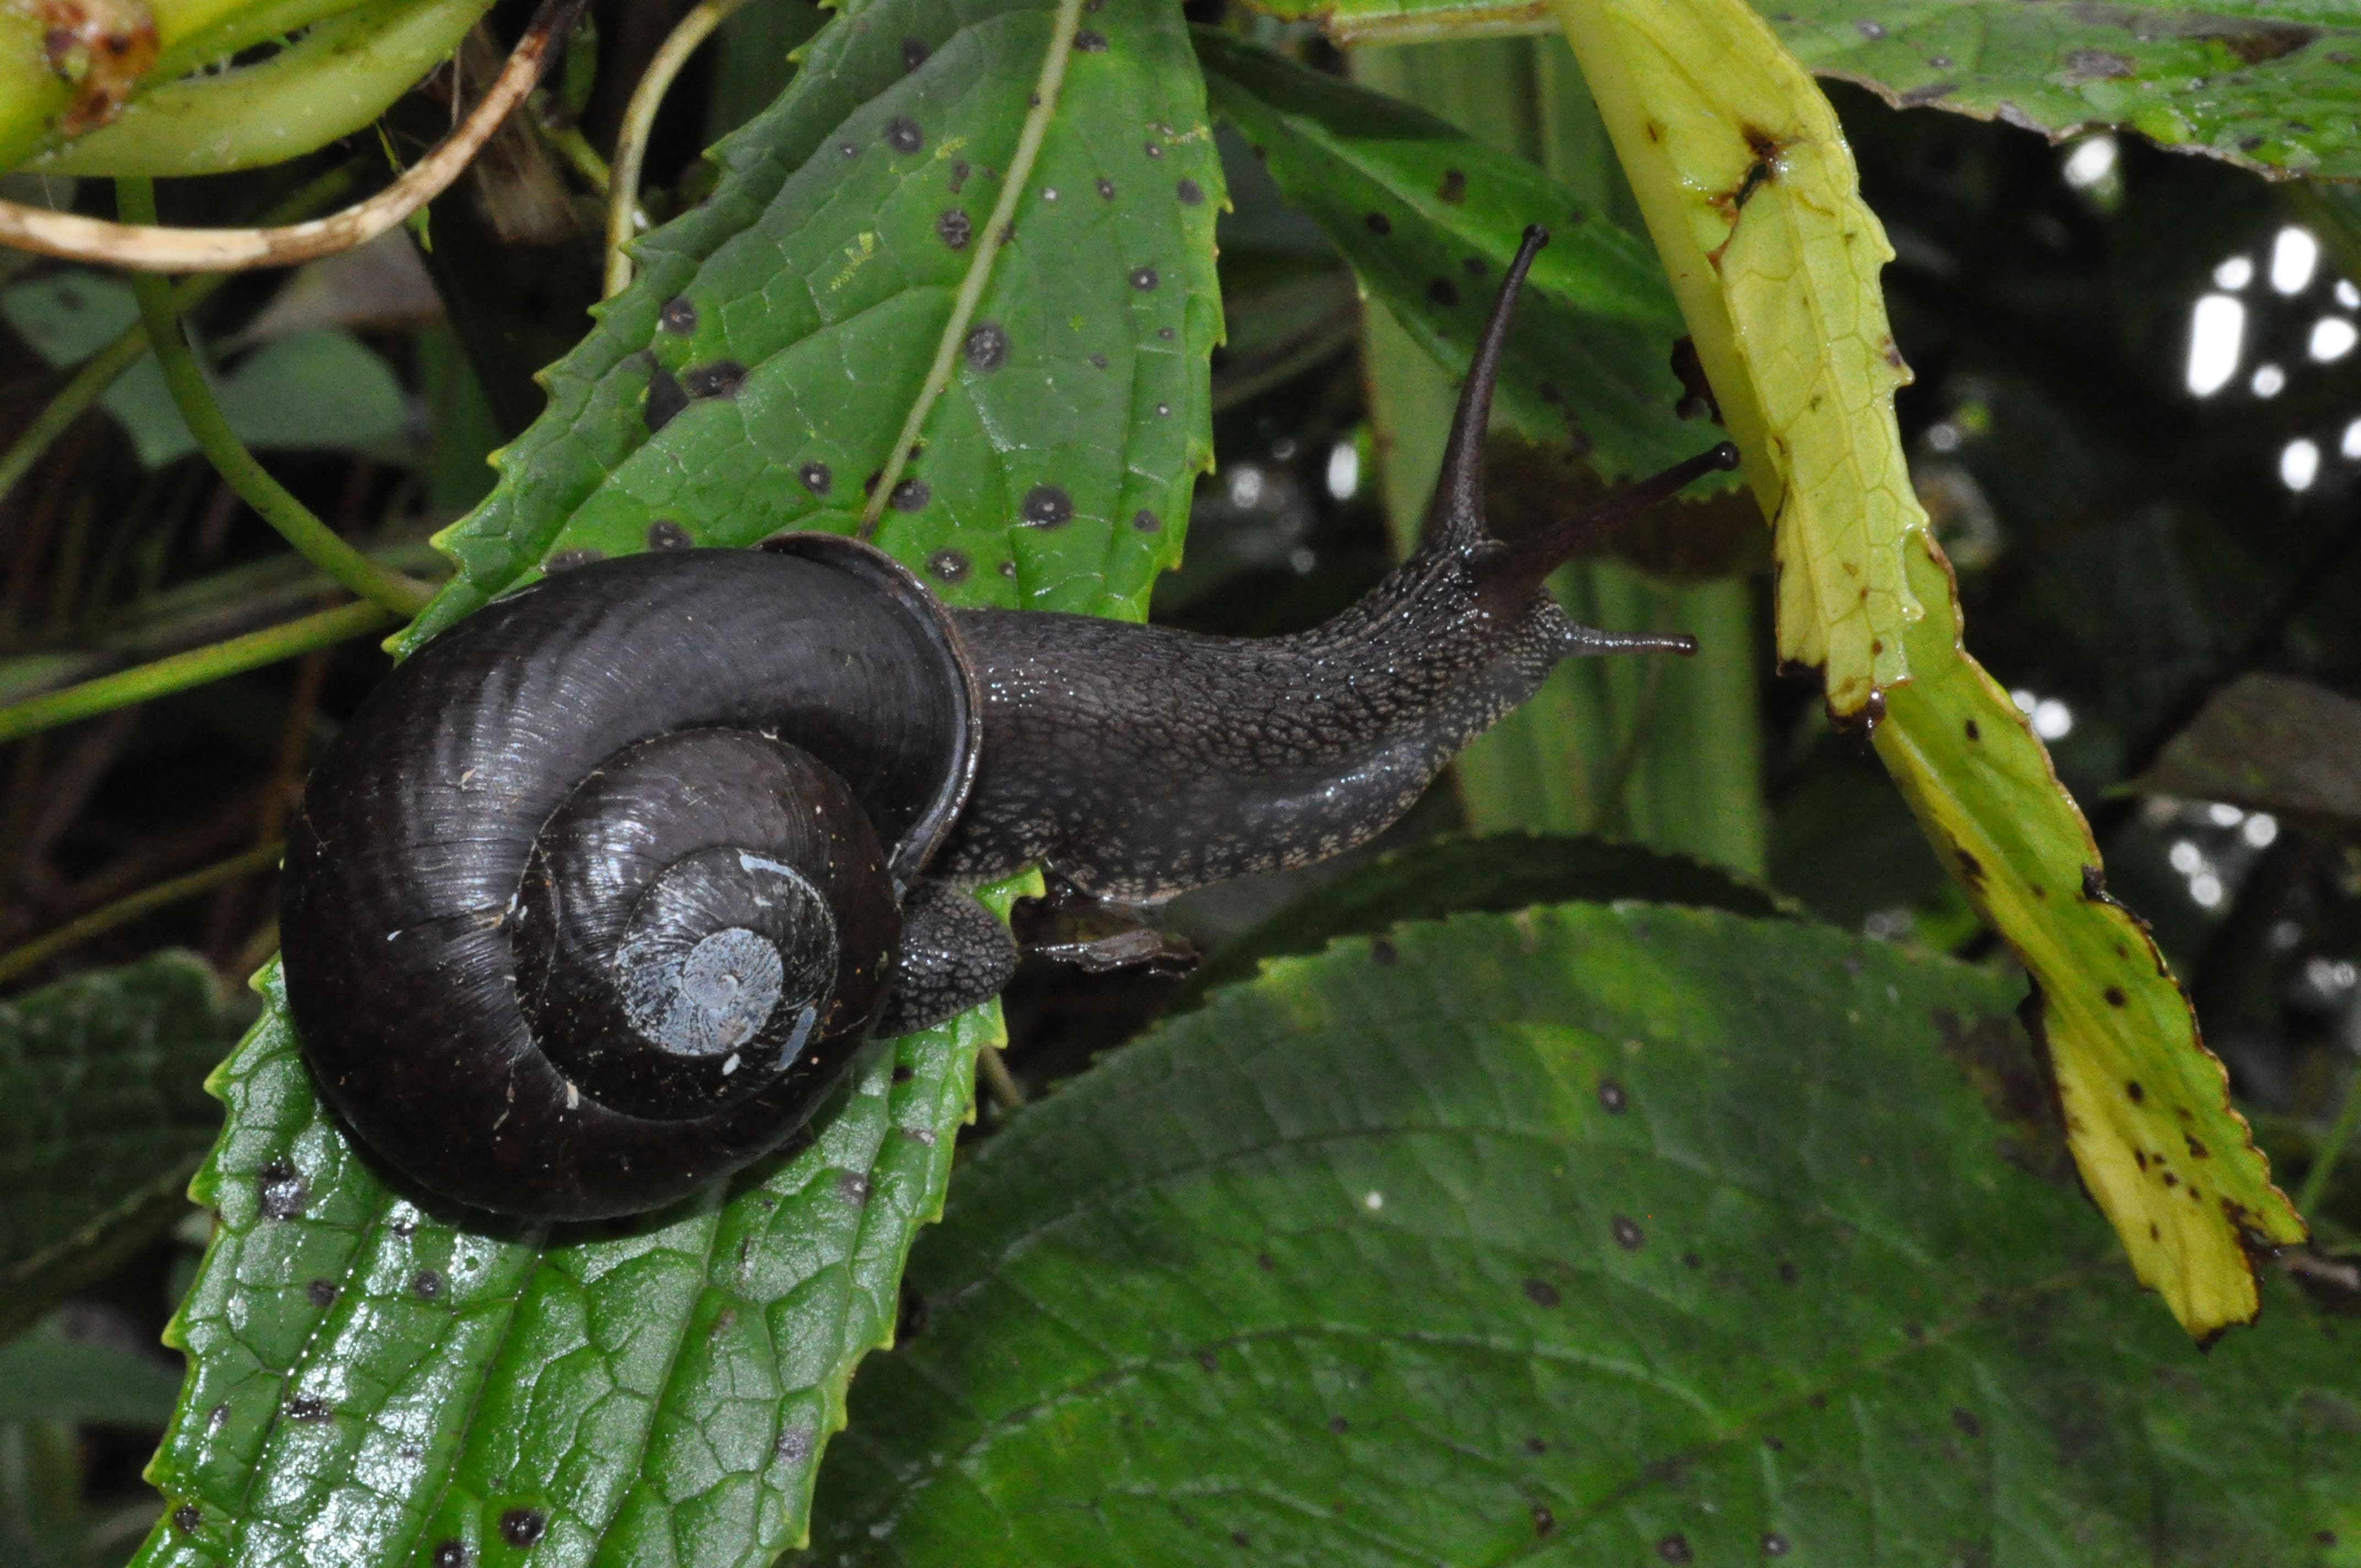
(1875, 529), (2306, 1338)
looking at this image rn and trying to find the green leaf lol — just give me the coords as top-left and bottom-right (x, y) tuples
(2132, 672), (2361, 831)
(1184, 829), (1797, 995)
(0, 1316), (186, 1425)
(0, 276), (412, 467)
(1232, 0), (2361, 182)
(410, 0), (1225, 651)
(1, 953), (243, 1346)
(1196, 28), (1712, 484)
(130, 0), (1225, 1557)
(807, 904), (2361, 1562)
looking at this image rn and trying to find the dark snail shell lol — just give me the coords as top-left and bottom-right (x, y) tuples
(281, 536), (978, 1220)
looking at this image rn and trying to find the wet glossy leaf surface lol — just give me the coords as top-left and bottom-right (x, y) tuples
(411, 0), (1222, 650)
(1234, 0), (2361, 181)
(127, 0), (1215, 1556)
(1, 952), (243, 1341)
(1198, 29), (1712, 484)
(806, 905), (2361, 1564)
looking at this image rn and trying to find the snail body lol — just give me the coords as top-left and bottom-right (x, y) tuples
(284, 227), (1737, 1219)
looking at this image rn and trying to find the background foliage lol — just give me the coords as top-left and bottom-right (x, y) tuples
(2, 0), (2359, 1562)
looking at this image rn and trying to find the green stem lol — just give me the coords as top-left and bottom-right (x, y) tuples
(0, 599), (391, 744)
(604, 0), (755, 298)
(2299, 1063), (2361, 1219)
(113, 177), (432, 617)
(0, 840), (285, 988)
(0, 164), (358, 514)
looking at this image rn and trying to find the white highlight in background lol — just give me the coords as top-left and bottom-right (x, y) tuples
(2253, 363), (2287, 398)
(2282, 438), (2320, 492)
(1325, 440), (1360, 502)
(2063, 135), (2117, 189)
(2344, 418), (2361, 460)
(2272, 226), (2321, 295)
(2312, 318), (2359, 362)
(2342, 280), (2361, 309)
(2185, 295), (2244, 395)
(2215, 256), (2255, 291)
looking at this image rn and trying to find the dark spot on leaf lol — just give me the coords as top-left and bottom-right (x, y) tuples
(1964, 718), (1981, 741)
(1177, 177), (1203, 205)
(257, 1160), (307, 1219)
(2319, 1531), (2341, 1547)
(777, 1423), (816, 1463)
(1612, 1215), (1645, 1251)
(1525, 1436), (1548, 1453)
(433, 1540), (469, 1568)
(1074, 29), (1107, 50)
(1130, 266), (1160, 291)
(173, 1504), (202, 1533)
(1370, 937), (1397, 966)
(306, 1278), (337, 1308)
(1951, 1407), (1983, 1438)
(1231, 1532), (1250, 1548)
(1764, 1434), (1784, 1450)
(935, 208), (971, 250)
(545, 547), (601, 573)
(927, 548), (969, 583)
(1365, 211), (1391, 235)
(206, 1402), (229, 1431)
(1532, 1504), (1556, 1536)
(901, 36), (929, 70)
(1777, 1260), (1799, 1286)
(998, 558), (1016, 579)
(683, 360), (746, 399)
(965, 322), (1010, 371)
(839, 140), (858, 158)
(1020, 484), (1074, 527)
(892, 1064), (914, 1083)
(1681, 1251), (1701, 1268)
(1256, 1251), (1276, 1271)
(645, 365), (688, 431)
(411, 1268), (443, 1300)
(1857, 17), (1885, 37)
(658, 296), (697, 334)
(2105, 986), (2128, 1008)
(799, 461), (831, 496)
(1953, 845), (1985, 889)
(1328, 1414), (1347, 1433)
(1439, 168), (1466, 204)
(1199, 1348), (1218, 1372)
(1158, 325), (1175, 340)
(1522, 1277), (1560, 1308)
(286, 1393), (330, 1422)
(499, 1509), (545, 1548)
(1464, 256), (1488, 279)
(949, 160), (970, 193)
(1598, 1077), (1628, 1113)
(837, 1170), (871, 1204)
(646, 519), (693, 550)
(1145, 141), (1163, 159)
(1808, 1392), (1827, 1409)
(2186, 1133), (2210, 1159)
(1428, 277), (1461, 308)
(1133, 508), (1160, 532)
(886, 116), (923, 153)
(2063, 47), (2134, 80)
(1762, 1533), (1791, 1557)
(2081, 865), (2106, 900)
(1658, 1533), (1694, 1564)
(898, 1283), (929, 1340)
(1089, 352), (1109, 370)
(890, 478), (930, 512)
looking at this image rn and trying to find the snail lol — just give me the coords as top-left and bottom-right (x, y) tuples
(282, 225), (1739, 1220)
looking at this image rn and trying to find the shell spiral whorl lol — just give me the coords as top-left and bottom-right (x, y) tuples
(282, 538), (977, 1220)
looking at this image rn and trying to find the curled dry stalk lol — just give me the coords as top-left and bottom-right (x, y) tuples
(0, 0), (589, 273)
(604, 0), (756, 298)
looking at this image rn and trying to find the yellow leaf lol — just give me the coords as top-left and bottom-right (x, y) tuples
(1549, 0), (1915, 715)
(1875, 533), (2304, 1338)
(1548, 0), (2304, 1338)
